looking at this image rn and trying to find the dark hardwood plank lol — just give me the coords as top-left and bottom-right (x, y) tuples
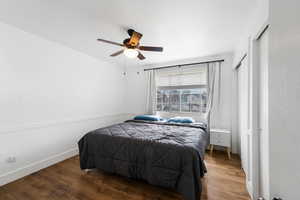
(0, 151), (250, 200)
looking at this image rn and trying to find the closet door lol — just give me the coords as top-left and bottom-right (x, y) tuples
(258, 28), (270, 199)
(237, 58), (249, 179)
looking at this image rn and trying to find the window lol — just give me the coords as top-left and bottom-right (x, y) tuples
(156, 65), (208, 113)
(156, 86), (207, 113)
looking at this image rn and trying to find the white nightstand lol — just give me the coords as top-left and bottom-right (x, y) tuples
(209, 129), (231, 159)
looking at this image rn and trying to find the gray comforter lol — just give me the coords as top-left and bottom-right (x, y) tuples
(78, 120), (208, 200)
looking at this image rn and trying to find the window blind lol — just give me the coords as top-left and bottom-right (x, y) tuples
(156, 64), (207, 87)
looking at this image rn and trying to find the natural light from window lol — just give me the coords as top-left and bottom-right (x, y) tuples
(155, 64), (208, 114)
(157, 87), (207, 113)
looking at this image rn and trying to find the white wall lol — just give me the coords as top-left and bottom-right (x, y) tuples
(124, 68), (148, 115)
(0, 21), (127, 185)
(268, 0), (300, 199)
(124, 53), (239, 153)
(233, 0), (269, 67)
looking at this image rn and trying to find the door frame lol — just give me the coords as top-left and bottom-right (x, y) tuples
(249, 21), (270, 200)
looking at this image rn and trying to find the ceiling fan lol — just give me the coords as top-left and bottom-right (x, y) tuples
(97, 29), (163, 60)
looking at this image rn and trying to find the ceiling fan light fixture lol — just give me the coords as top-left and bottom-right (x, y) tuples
(124, 48), (138, 58)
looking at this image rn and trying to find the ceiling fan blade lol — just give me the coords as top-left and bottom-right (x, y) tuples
(137, 52), (146, 60)
(97, 39), (124, 46)
(139, 46), (163, 52)
(110, 50), (124, 57)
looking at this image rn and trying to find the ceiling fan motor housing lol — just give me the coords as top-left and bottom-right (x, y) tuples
(127, 29), (134, 36)
(123, 38), (135, 48)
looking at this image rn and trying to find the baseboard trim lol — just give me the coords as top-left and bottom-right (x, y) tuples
(246, 180), (254, 200)
(0, 148), (79, 186)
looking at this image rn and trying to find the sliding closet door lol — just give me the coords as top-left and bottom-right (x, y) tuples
(237, 59), (249, 175)
(258, 28), (270, 199)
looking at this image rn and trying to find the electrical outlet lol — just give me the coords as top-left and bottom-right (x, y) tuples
(6, 156), (16, 163)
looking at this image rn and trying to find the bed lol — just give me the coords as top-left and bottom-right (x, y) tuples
(78, 120), (209, 200)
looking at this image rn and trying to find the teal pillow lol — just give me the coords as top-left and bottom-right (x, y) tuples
(167, 117), (195, 124)
(134, 115), (162, 121)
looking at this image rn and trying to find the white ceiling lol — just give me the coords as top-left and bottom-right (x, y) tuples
(0, 0), (259, 66)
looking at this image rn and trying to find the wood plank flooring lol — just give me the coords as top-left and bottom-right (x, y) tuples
(0, 151), (250, 200)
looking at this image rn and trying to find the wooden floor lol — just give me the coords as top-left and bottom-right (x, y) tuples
(0, 151), (250, 200)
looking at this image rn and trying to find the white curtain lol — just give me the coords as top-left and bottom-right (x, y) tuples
(205, 62), (221, 129)
(146, 70), (157, 115)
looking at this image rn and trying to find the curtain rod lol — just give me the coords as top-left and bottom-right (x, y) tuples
(144, 59), (225, 71)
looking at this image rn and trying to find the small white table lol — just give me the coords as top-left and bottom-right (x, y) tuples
(209, 128), (231, 159)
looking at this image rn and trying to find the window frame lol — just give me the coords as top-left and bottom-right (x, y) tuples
(156, 84), (208, 114)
